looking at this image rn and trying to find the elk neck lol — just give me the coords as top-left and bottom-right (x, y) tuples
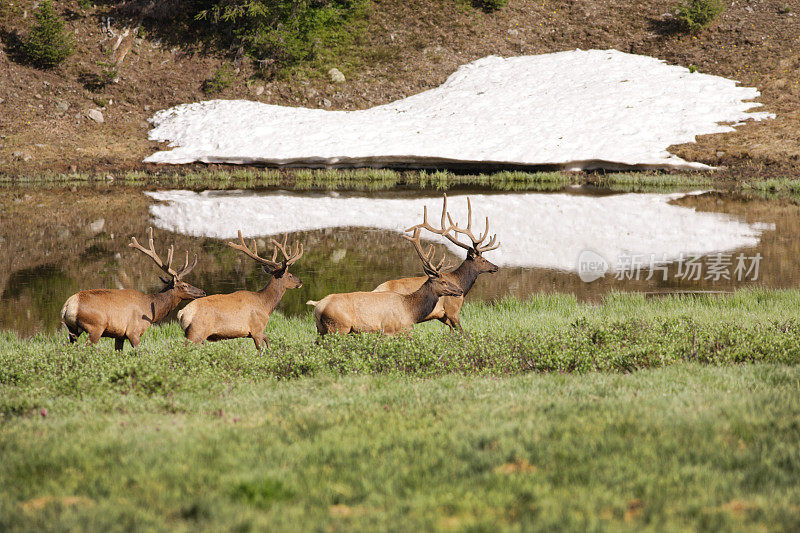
(450, 257), (481, 294)
(148, 289), (183, 323)
(406, 279), (443, 323)
(256, 275), (287, 313)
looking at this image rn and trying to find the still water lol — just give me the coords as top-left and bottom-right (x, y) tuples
(1, 185), (795, 336)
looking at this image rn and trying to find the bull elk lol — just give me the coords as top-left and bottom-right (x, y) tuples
(178, 232), (304, 350)
(60, 228), (205, 350)
(309, 228), (463, 335)
(373, 195), (500, 333)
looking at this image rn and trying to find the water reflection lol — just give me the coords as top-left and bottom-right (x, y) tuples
(146, 189), (770, 271)
(0, 186), (792, 336)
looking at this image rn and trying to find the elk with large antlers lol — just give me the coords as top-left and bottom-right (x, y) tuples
(373, 195), (500, 333)
(60, 228), (205, 350)
(178, 232), (304, 350)
(309, 228), (463, 335)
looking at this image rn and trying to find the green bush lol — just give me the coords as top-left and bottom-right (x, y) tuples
(202, 63), (237, 95)
(196, 0), (368, 68)
(21, 0), (74, 68)
(473, 0), (509, 12)
(675, 0), (724, 32)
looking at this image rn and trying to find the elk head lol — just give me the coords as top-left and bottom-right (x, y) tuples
(129, 228), (206, 299)
(407, 194), (500, 274)
(228, 231), (304, 289)
(403, 228), (463, 297)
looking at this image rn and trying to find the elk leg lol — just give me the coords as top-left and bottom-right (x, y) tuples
(251, 334), (263, 351)
(67, 327), (81, 344)
(86, 327), (103, 345)
(127, 333), (141, 349)
(185, 326), (207, 345)
(450, 317), (468, 336)
(114, 338), (125, 351)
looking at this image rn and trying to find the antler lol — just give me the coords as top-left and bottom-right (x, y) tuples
(446, 196), (500, 254)
(228, 231), (282, 269)
(402, 228), (453, 277)
(406, 194), (499, 255)
(270, 233), (304, 267)
(129, 227), (198, 280)
(227, 231), (303, 271)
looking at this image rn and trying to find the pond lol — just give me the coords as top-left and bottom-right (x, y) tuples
(0, 184), (795, 336)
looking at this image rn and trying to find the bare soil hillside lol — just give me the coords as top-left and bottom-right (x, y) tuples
(1, 0), (798, 178)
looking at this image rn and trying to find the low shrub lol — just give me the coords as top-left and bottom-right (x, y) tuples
(202, 63), (237, 95)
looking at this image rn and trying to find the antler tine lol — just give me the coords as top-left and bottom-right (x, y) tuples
(271, 233), (304, 267)
(402, 228), (452, 276)
(447, 196), (500, 254)
(228, 230), (281, 268)
(477, 233), (501, 253)
(129, 227), (173, 276)
(129, 227), (198, 279)
(407, 195), (473, 252)
(165, 245), (175, 276)
(175, 250), (199, 279)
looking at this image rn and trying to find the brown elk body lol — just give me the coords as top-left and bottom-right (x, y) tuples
(310, 228), (463, 336)
(178, 232), (304, 350)
(60, 228), (204, 350)
(373, 195), (500, 333)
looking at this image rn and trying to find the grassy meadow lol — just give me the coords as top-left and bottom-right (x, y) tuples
(2, 290), (800, 530)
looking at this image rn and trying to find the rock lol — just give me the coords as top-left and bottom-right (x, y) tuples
(328, 68), (345, 84)
(12, 151), (31, 162)
(0, 98), (4, 104)
(55, 100), (70, 112)
(322, 98), (332, 108)
(57, 228), (71, 240)
(507, 28), (519, 35)
(253, 85), (265, 96)
(140, 121), (150, 129)
(716, 151), (726, 157)
(86, 109), (104, 123)
(87, 218), (105, 235)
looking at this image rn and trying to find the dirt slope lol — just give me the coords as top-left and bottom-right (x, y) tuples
(0, 0), (798, 177)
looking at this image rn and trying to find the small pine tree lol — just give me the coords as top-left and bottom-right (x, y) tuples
(22, 0), (74, 68)
(474, 0), (509, 12)
(675, 0), (724, 32)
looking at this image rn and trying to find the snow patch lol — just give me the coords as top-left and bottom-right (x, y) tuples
(143, 50), (772, 170)
(144, 190), (773, 271)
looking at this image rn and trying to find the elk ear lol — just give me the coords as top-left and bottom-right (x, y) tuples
(263, 264), (287, 277)
(423, 265), (439, 279)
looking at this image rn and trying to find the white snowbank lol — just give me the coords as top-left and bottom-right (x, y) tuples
(144, 49), (772, 171)
(145, 190), (773, 271)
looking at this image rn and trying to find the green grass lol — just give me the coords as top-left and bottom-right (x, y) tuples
(741, 178), (800, 201)
(3, 290), (800, 530)
(0, 168), (711, 193)
(1, 366), (799, 530)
